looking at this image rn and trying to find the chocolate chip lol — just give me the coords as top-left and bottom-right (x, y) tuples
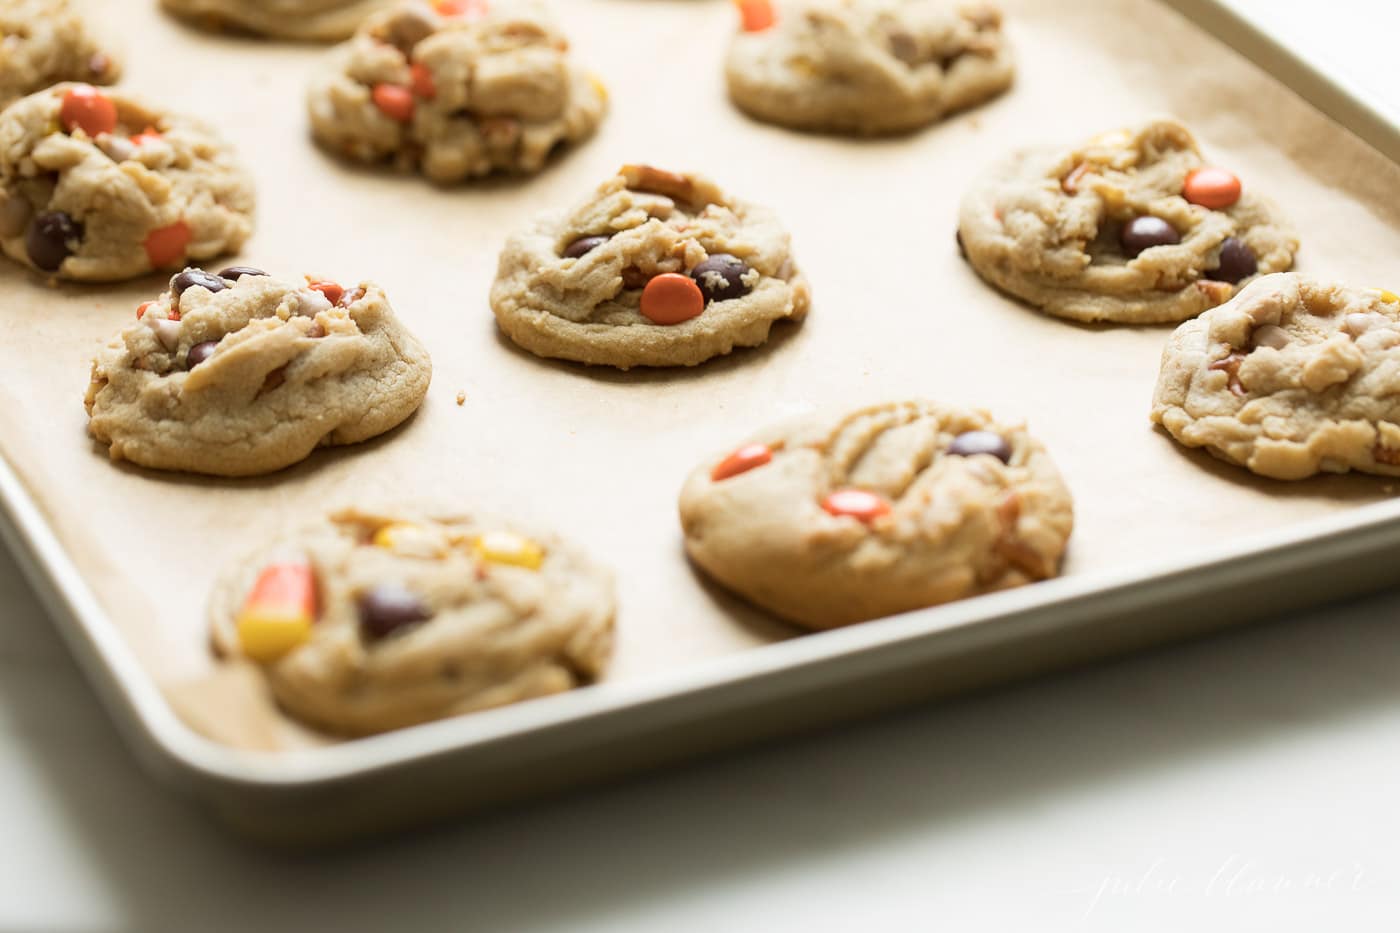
(1119, 216), (1180, 258)
(947, 430), (1012, 463)
(217, 265), (268, 281)
(562, 235), (608, 259)
(889, 31), (919, 64)
(185, 341), (218, 369)
(25, 211), (81, 272)
(358, 584), (432, 642)
(171, 268), (227, 297)
(1212, 237), (1257, 284)
(690, 254), (753, 303)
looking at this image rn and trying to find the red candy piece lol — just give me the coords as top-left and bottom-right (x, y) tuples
(736, 0), (776, 31)
(435, 0), (488, 16)
(143, 220), (190, 269)
(136, 301), (154, 320)
(711, 443), (773, 482)
(410, 63), (437, 100)
(60, 85), (118, 137)
(308, 281), (344, 305)
(371, 84), (415, 123)
(1183, 167), (1241, 210)
(821, 489), (891, 524)
(640, 273), (705, 325)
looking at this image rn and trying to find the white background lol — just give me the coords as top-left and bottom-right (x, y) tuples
(5, 2), (1400, 930)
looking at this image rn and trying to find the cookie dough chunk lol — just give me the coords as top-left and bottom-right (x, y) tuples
(160, 0), (392, 41)
(1151, 274), (1400, 480)
(491, 164), (810, 369)
(725, 0), (1013, 136)
(679, 400), (1074, 629)
(958, 119), (1299, 323)
(209, 507), (616, 735)
(0, 84), (255, 282)
(307, 0), (607, 182)
(0, 0), (119, 108)
(84, 267), (431, 476)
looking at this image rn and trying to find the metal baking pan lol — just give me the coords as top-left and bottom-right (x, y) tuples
(3, 0), (1400, 843)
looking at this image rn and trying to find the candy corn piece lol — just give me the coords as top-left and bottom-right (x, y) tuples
(236, 558), (317, 663)
(735, 0), (776, 32)
(473, 531), (545, 570)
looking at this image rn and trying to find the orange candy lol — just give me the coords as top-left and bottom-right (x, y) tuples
(435, 0), (488, 17)
(410, 63), (437, 100)
(821, 489), (891, 524)
(143, 220), (190, 269)
(60, 85), (117, 137)
(308, 280), (344, 305)
(640, 273), (705, 325)
(371, 83), (415, 123)
(1183, 167), (1241, 210)
(135, 301), (155, 320)
(735, 0), (776, 31)
(711, 443), (773, 481)
(131, 126), (162, 146)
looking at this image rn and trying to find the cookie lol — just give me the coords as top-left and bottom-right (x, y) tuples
(84, 267), (431, 477)
(307, 0), (607, 182)
(0, 0), (119, 108)
(958, 118), (1299, 323)
(160, 0), (393, 41)
(725, 0), (1013, 136)
(490, 164), (810, 369)
(678, 400), (1074, 629)
(1151, 273), (1400, 480)
(209, 507), (615, 735)
(0, 83), (255, 282)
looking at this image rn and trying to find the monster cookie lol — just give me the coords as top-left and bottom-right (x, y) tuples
(85, 267), (431, 476)
(160, 0), (393, 41)
(307, 0), (607, 182)
(1152, 274), (1400, 480)
(0, 83), (255, 281)
(491, 164), (810, 369)
(209, 507), (616, 735)
(725, 0), (1013, 136)
(679, 400), (1074, 629)
(958, 118), (1299, 324)
(0, 0), (119, 109)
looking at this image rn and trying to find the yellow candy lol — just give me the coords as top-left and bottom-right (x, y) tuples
(1376, 289), (1400, 305)
(372, 522), (445, 558)
(473, 531), (545, 570)
(237, 610), (312, 664)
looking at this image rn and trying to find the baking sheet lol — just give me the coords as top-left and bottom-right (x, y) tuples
(3, 0), (1400, 752)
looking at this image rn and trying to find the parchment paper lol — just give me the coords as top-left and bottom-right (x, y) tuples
(4, 0), (1400, 751)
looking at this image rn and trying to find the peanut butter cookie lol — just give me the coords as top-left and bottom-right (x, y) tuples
(679, 399), (1074, 629)
(209, 506), (615, 736)
(161, 0), (393, 41)
(958, 118), (1298, 323)
(0, 0), (119, 108)
(1153, 274), (1400, 480)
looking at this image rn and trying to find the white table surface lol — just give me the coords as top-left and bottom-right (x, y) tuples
(6, 3), (1400, 930)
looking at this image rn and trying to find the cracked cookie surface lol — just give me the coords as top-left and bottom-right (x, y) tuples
(1152, 273), (1400, 480)
(160, 0), (393, 41)
(0, 83), (255, 282)
(490, 164), (810, 369)
(678, 399), (1074, 629)
(84, 267), (431, 476)
(725, 0), (1013, 136)
(958, 118), (1298, 323)
(209, 507), (616, 736)
(307, 0), (607, 182)
(0, 0), (119, 108)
